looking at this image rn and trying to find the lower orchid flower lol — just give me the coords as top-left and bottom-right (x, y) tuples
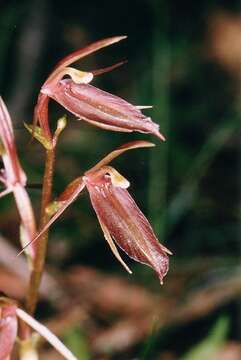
(20, 141), (171, 283)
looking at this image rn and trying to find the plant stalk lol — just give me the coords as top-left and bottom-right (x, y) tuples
(26, 147), (55, 315)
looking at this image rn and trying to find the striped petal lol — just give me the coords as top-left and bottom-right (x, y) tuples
(84, 167), (171, 283)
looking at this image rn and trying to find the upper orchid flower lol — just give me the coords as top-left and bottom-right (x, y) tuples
(0, 98), (36, 260)
(21, 141), (171, 283)
(34, 36), (165, 143)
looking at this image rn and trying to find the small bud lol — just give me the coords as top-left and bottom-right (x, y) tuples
(53, 115), (67, 146)
(46, 200), (63, 217)
(56, 115), (67, 132)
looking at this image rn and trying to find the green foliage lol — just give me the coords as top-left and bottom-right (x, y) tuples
(63, 327), (90, 360)
(181, 317), (230, 360)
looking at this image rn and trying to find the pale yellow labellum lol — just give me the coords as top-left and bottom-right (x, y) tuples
(103, 166), (130, 189)
(64, 67), (93, 84)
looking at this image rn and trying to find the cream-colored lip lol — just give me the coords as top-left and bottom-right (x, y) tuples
(84, 166), (130, 189)
(103, 166), (130, 189)
(64, 68), (93, 84)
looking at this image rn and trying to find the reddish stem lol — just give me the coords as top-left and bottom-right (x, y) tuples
(26, 147), (55, 315)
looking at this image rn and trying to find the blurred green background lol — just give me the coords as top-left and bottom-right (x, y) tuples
(0, 0), (241, 359)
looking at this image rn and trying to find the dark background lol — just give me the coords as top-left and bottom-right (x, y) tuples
(0, 0), (241, 359)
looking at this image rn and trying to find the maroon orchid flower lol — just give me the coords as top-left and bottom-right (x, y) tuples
(21, 141), (171, 283)
(0, 97), (36, 259)
(34, 36), (165, 143)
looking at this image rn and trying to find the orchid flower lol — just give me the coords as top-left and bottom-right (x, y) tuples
(20, 141), (171, 283)
(0, 298), (77, 360)
(34, 36), (165, 143)
(0, 98), (36, 260)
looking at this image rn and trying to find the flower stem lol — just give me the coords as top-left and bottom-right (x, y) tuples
(26, 147), (56, 315)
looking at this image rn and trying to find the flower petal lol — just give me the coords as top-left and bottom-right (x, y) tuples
(97, 217), (132, 274)
(43, 80), (166, 140)
(43, 36), (126, 89)
(13, 184), (37, 248)
(50, 36), (127, 77)
(0, 98), (36, 260)
(0, 97), (26, 185)
(87, 140), (155, 173)
(92, 60), (128, 76)
(84, 171), (170, 283)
